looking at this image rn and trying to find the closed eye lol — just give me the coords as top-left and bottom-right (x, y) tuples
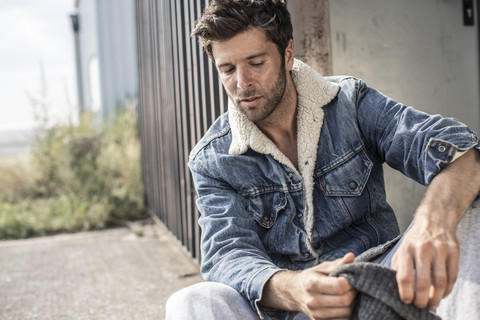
(222, 67), (235, 75)
(251, 61), (264, 67)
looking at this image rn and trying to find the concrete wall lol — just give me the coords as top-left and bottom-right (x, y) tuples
(290, 0), (332, 75)
(329, 0), (480, 230)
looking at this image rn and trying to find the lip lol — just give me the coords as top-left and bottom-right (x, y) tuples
(239, 96), (261, 107)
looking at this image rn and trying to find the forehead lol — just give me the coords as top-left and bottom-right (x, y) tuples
(211, 28), (278, 66)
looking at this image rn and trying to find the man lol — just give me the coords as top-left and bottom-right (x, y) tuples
(166, 1), (480, 319)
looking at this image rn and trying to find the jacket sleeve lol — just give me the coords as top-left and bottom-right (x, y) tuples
(354, 79), (480, 186)
(188, 157), (288, 319)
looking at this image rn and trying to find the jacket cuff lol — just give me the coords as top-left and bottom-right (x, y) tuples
(424, 133), (480, 184)
(244, 266), (293, 320)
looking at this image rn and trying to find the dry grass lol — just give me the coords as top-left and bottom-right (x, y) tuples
(0, 155), (36, 203)
(0, 106), (147, 240)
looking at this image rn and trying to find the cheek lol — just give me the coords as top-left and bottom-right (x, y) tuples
(222, 78), (237, 96)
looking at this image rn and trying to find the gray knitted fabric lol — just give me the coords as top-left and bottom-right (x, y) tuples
(330, 262), (440, 320)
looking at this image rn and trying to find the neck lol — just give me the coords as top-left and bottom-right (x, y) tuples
(256, 75), (298, 168)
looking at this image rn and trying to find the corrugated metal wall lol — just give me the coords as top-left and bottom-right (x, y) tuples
(135, 0), (227, 261)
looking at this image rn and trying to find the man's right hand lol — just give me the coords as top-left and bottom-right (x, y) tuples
(260, 253), (357, 320)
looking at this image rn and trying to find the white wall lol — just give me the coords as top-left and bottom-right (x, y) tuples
(78, 0), (100, 114)
(329, 0), (480, 230)
(77, 0), (138, 118)
(97, 0), (138, 117)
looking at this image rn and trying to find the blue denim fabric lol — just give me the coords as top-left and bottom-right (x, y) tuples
(188, 76), (480, 319)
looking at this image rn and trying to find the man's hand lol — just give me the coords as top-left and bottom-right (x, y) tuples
(392, 216), (459, 310)
(298, 253), (357, 319)
(392, 148), (480, 310)
(261, 253), (357, 320)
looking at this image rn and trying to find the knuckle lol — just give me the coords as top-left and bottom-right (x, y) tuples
(334, 278), (351, 294)
(401, 291), (414, 303)
(305, 297), (319, 310)
(436, 242), (449, 252)
(397, 273), (414, 286)
(309, 309), (326, 320)
(304, 279), (318, 293)
(414, 294), (430, 308)
(332, 284), (346, 295)
(416, 278), (430, 291)
(419, 242), (433, 254)
(339, 293), (354, 307)
(434, 274), (447, 288)
(448, 245), (460, 258)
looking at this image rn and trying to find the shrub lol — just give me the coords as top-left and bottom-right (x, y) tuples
(0, 101), (148, 240)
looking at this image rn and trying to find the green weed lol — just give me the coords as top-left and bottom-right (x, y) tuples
(0, 102), (147, 240)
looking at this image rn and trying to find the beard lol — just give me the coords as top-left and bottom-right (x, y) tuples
(232, 66), (287, 123)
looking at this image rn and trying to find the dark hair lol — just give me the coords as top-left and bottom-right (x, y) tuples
(191, 0), (293, 60)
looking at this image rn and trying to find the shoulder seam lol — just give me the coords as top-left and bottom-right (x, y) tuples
(189, 124), (231, 160)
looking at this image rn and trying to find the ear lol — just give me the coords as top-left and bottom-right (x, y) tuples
(284, 39), (294, 71)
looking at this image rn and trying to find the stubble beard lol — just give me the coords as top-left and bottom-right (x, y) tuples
(233, 67), (287, 123)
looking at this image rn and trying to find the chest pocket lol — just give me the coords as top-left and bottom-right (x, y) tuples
(316, 148), (373, 197)
(246, 191), (287, 229)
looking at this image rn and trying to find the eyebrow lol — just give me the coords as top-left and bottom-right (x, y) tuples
(217, 52), (269, 69)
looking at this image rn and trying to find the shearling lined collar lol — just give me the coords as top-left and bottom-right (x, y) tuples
(228, 59), (339, 173)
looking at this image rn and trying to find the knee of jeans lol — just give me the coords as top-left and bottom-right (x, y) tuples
(166, 285), (197, 312)
(166, 282), (246, 311)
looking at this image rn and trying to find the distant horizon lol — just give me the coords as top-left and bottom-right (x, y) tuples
(0, 128), (35, 156)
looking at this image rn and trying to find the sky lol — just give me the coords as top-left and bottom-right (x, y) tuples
(0, 0), (77, 131)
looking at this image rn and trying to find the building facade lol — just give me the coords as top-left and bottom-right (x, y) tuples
(71, 0), (138, 119)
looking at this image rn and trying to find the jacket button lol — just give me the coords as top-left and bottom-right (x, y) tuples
(263, 215), (270, 222)
(438, 145), (447, 153)
(349, 181), (358, 190)
(312, 242), (320, 250)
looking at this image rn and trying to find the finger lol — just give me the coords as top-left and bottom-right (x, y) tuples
(395, 251), (415, 304)
(428, 250), (447, 309)
(308, 276), (355, 296)
(307, 295), (355, 320)
(413, 247), (433, 308)
(306, 289), (357, 310)
(305, 286), (356, 319)
(445, 246), (459, 297)
(309, 308), (353, 320)
(319, 253), (355, 275)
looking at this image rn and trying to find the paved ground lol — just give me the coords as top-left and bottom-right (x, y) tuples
(0, 221), (203, 320)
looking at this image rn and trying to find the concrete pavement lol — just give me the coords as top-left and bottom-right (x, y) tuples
(0, 221), (203, 320)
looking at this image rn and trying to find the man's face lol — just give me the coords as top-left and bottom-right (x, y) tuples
(211, 28), (291, 122)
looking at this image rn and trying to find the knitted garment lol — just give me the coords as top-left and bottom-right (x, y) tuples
(330, 262), (441, 320)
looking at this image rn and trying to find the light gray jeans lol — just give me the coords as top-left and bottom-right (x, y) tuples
(166, 201), (480, 320)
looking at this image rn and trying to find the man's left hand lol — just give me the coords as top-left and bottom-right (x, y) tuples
(392, 148), (480, 310)
(391, 214), (460, 310)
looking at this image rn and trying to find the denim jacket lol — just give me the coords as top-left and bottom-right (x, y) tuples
(188, 59), (480, 319)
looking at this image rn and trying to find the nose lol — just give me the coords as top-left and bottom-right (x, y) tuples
(236, 67), (252, 90)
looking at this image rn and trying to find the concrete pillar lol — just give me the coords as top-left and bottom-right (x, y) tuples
(289, 0), (332, 76)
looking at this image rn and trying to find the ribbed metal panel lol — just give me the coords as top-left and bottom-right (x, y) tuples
(135, 0), (227, 261)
